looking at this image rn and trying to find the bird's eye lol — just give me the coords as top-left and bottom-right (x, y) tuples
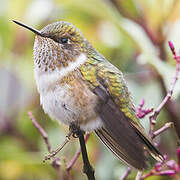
(60, 37), (68, 44)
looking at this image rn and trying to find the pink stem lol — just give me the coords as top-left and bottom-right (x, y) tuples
(28, 111), (63, 179)
(28, 111), (51, 152)
(152, 122), (173, 139)
(149, 43), (180, 136)
(119, 167), (131, 180)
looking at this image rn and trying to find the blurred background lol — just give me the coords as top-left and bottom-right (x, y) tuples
(0, 0), (180, 179)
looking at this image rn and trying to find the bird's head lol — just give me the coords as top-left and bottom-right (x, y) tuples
(13, 20), (91, 73)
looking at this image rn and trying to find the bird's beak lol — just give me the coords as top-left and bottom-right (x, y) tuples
(13, 20), (43, 36)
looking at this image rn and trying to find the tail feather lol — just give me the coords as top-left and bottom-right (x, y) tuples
(95, 128), (149, 170)
(133, 123), (163, 162)
(95, 97), (163, 170)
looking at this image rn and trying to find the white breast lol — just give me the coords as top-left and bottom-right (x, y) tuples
(40, 84), (78, 125)
(34, 53), (103, 131)
(34, 53), (87, 94)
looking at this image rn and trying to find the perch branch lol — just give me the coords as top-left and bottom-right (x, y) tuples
(28, 112), (93, 179)
(134, 41), (180, 180)
(69, 123), (95, 180)
(28, 111), (51, 152)
(66, 133), (90, 180)
(149, 41), (180, 137)
(119, 167), (131, 180)
(135, 171), (143, 180)
(66, 133), (90, 171)
(78, 131), (95, 180)
(28, 111), (64, 180)
(152, 122), (173, 139)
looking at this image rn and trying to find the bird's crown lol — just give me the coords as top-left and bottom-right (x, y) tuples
(40, 21), (85, 45)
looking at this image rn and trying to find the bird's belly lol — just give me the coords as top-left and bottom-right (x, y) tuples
(40, 82), (103, 132)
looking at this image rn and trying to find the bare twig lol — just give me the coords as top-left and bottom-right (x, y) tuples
(135, 171), (143, 180)
(28, 111), (64, 180)
(149, 41), (180, 137)
(68, 123), (95, 180)
(66, 133), (90, 180)
(66, 170), (72, 180)
(119, 167), (132, 180)
(78, 131), (95, 180)
(141, 150), (180, 180)
(141, 169), (176, 179)
(135, 41), (180, 180)
(178, 148), (180, 169)
(52, 157), (64, 180)
(66, 133), (90, 171)
(152, 122), (173, 139)
(28, 112), (93, 179)
(28, 111), (51, 152)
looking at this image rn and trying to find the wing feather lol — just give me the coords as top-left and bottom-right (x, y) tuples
(94, 86), (163, 170)
(80, 58), (163, 170)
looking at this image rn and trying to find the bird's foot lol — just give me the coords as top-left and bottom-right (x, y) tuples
(69, 122), (85, 138)
(43, 131), (72, 162)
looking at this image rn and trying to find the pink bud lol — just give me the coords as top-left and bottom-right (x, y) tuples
(168, 41), (177, 58)
(166, 160), (176, 169)
(159, 170), (176, 176)
(140, 99), (145, 107)
(168, 41), (174, 51)
(155, 162), (162, 171)
(163, 154), (168, 161)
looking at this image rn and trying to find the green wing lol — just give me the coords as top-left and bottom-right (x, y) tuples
(80, 55), (139, 125)
(80, 55), (163, 170)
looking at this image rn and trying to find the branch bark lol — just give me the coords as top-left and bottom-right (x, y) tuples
(69, 123), (95, 180)
(66, 133), (90, 172)
(119, 167), (131, 180)
(78, 132), (95, 180)
(28, 111), (64, 180)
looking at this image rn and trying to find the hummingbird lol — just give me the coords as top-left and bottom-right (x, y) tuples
(13, 20), (163, 170)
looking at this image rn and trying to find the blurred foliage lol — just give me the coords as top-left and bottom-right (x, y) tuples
(0, 0), (180, 179)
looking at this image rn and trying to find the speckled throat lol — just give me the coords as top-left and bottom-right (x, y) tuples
(33, 35), (82, 73)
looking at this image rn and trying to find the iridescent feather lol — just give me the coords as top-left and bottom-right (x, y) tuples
(80, 54), (163, 170)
